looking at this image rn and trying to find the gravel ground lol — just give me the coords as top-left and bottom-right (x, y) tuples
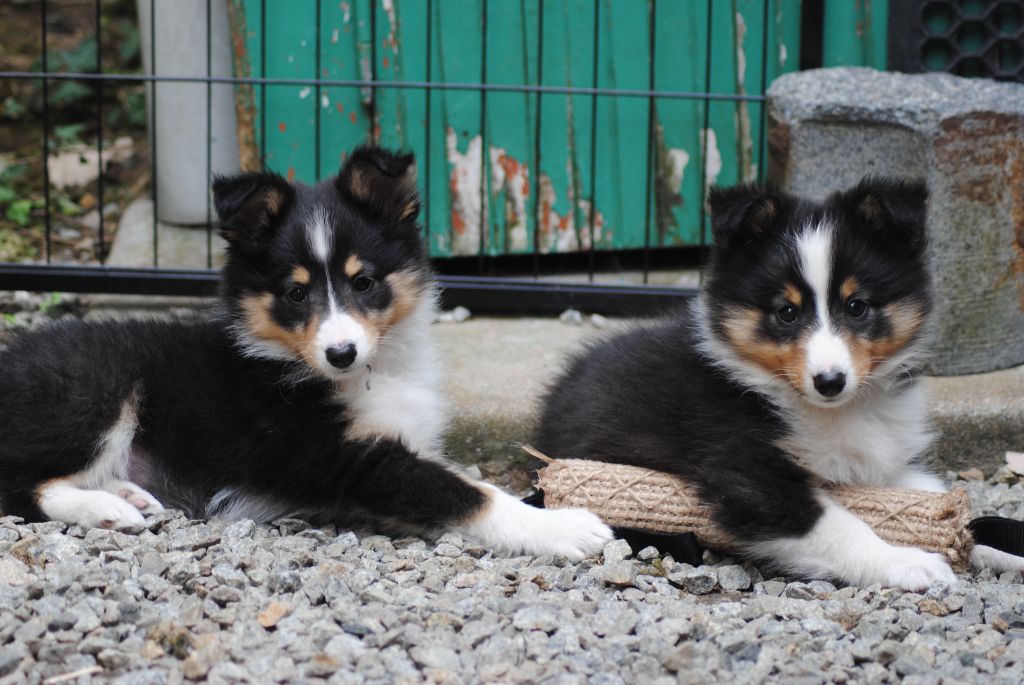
(0, 474), (1022, 685)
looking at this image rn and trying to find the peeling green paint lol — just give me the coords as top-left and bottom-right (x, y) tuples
(232, 0), (869, 258)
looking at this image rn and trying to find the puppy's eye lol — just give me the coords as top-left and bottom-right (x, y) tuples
(776, 304), (799, 323)
(287, 286), (307, 303)
(846, 299), (868, 318)
(352, 274), (374, 292)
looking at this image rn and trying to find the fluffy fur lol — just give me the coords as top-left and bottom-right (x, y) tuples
(536, 177), (1020, 589)
(0, 145), (611, 560)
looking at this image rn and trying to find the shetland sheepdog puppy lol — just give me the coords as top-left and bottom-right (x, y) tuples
(536, 177), (1019, 589)
(0, 146), (611, 560)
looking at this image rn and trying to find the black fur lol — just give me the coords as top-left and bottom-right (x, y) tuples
(0, 146), (486, 532)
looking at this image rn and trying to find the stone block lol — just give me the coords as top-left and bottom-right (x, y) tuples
(767, 67), (1024, 375)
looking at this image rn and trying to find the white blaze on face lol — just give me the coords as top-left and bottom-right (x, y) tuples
(796, 221), (855, 401)
(307, 206), (333, 264)
(304, 205), (372, 373)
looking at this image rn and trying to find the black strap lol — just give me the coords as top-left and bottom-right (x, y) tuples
(522, 489), (706, 566)
(969, 516), (1024, 557)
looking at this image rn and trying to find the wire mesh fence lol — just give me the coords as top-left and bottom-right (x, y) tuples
(0, 0), (803, 313)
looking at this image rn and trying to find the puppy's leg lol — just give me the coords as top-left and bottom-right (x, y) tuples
(267, 439), (612, 560)
(890, 467), (1024, 574)
(456, 482), (613, 560)
(99, 479), (165, 514)
(747, 494), (957, 591)
(669, 447), (955, 591)
(37, 480), (146, 531)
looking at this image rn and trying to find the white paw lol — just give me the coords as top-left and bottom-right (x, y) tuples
(881, 547), (957, 591)
(972, 545), (1024, 574)
(101, 479), (165, 514)
(74, 491), (147, 532)
(526, 508), (614, 561)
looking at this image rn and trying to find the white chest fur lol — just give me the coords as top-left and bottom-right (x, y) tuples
(778, 382), (935, 486)
(336, 299), (447, 456)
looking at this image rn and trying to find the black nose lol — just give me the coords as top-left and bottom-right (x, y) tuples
(812, 371), (846, 398)
(325, 343), (357, 369)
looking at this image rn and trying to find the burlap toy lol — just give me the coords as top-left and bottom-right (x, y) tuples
(526, 447), (976, 571)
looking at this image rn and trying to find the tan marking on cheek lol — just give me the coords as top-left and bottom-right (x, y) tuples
(241, 293), (320, 366)
(344, 255), (364, 279)
(349, 270), (426, 343)
(783, 284), (802, 308)
(292, 266), (311, 286)
(840, 276), (860, 301)
(844, 301), (925, 375)
(721, 308), (807, 392)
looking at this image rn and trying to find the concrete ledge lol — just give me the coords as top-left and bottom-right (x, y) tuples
(437, 317), (1024, 484)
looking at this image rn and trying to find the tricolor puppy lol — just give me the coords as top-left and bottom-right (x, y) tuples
(536, 177), (1019, 589)
(0, 145), (611, 560)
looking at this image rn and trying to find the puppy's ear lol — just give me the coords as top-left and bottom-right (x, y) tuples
(336, 145), (420, 225)
(832, 176), (928, 256)
(213, 172), (294, 254)
(707, 184), (786, 252)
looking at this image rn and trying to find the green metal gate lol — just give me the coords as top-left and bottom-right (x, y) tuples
(227, 0), (882, 260)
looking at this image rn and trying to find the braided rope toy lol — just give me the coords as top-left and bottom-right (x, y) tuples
(525, 447), (975, 571)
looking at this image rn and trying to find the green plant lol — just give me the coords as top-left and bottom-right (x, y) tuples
(1, 96), (26, 121)
(5, 199), (34, 226)
(53, 123), (87, 148)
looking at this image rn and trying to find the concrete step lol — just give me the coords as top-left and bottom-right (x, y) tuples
(435, 316), (1024, 487)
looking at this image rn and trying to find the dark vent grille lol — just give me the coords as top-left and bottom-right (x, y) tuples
(890, 0), (1024, 82)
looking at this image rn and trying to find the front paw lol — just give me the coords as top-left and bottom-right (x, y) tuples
(881, 547), (957, 591)
(530, 508), (614, 561)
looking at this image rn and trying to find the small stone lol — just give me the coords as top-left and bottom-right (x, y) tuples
(434, 543), (462, 558)
(783, 582), (817, 601)
(917, 598), (949, 617)
(958, 467), (985, 481)
(258, 601), (291, 629)
(558, 309), (584, 326)
(602, 539), (633, 565)
(139, 551), (169, 577)
(717, 565), (751, 592)
(754, 580), (787, 597)
(436, 306), (472, 324)
(209, 586), (242, 606)
(601, 561), (638, 587)
(512, 606), (560, 633)
(1006, 452), (1024, 476)
(13, 619), (45, 642)
(637, 546), (660, 561)
(666, 564), (718, 595)
(0, 646), (26, 678)
(96, 648), (132, 670)
(0, 558), (32, 586)
(410, 644), (461, 672)
(48, 611), (78, 632)
(269, 570), (302, 594)
(806, 580), (837, 598)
